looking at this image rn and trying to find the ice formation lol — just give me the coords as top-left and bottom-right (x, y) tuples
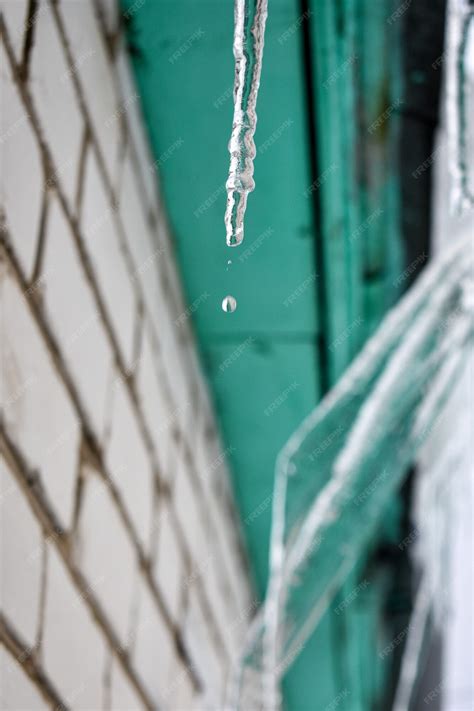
(445, 0), (474, 211)
(227, 235), (474, 709)
(224, 0), (268, 247)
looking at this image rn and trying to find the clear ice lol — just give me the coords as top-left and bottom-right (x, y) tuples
(227, 235), (474, 709)
(445, 0), (474, 212)
(224, 0), (268, 247)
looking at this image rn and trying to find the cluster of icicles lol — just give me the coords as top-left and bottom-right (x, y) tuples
(222, 0), (268, 312)
(227, 234), (474, 711)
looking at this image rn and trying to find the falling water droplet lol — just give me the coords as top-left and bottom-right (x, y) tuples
(222, 295), (237, 313)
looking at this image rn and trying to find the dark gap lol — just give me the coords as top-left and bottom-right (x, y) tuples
(70, 443), (86, 536)
(377, 2), (448, 708)
(75, 125), (90, 218)
(34, 540), (48, 655)
(299, 0), (329, 397)
(20, 0), (39, 82)
(29, 188), (50, 287)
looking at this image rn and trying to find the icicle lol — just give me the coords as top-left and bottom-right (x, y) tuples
(224, 0), (268, 247)
(445, 0), (474, 212)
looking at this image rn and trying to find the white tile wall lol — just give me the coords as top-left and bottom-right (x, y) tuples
(0, 1), (253, 707)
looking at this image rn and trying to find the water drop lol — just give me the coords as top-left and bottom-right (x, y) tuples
(222, 295), (237, 313)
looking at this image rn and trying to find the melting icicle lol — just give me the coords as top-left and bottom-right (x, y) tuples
(225, 0), (268, 247)
(222, 295), (238, 313)
(445, 0), (474, 212)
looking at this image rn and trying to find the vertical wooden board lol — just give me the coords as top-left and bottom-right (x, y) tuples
(339, 0), (365, 361)
(355, 0), (404, 337)
(308, 0), (353, 383)
(204, 339), (320, 594)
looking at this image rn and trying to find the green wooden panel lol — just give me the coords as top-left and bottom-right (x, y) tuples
(122, 0), (405, 708)
(205, 339), (319, 592)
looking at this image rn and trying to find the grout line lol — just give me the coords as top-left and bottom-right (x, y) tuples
(29, 188), (50, 287)
(102, 647), (113, 711)
(75, 124), (90, 219)
(34, 539), (48, 658)
(92, 0), (122, 62)
(70, 439), (87, 536)
(0, 612), (69, 710)
(19, 0), (39, 82)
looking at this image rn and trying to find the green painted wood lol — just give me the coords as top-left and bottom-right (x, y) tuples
(122, 0), (406, 708)
(304, 2), (405, 710)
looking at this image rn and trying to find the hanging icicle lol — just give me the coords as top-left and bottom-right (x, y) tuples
(445, 0), (474, 212)
(224, 0), (268, 247)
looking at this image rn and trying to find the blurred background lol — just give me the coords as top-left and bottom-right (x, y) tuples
(0, 1), (472, 710)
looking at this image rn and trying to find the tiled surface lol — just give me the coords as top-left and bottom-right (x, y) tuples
(0, 2), (253, 708)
